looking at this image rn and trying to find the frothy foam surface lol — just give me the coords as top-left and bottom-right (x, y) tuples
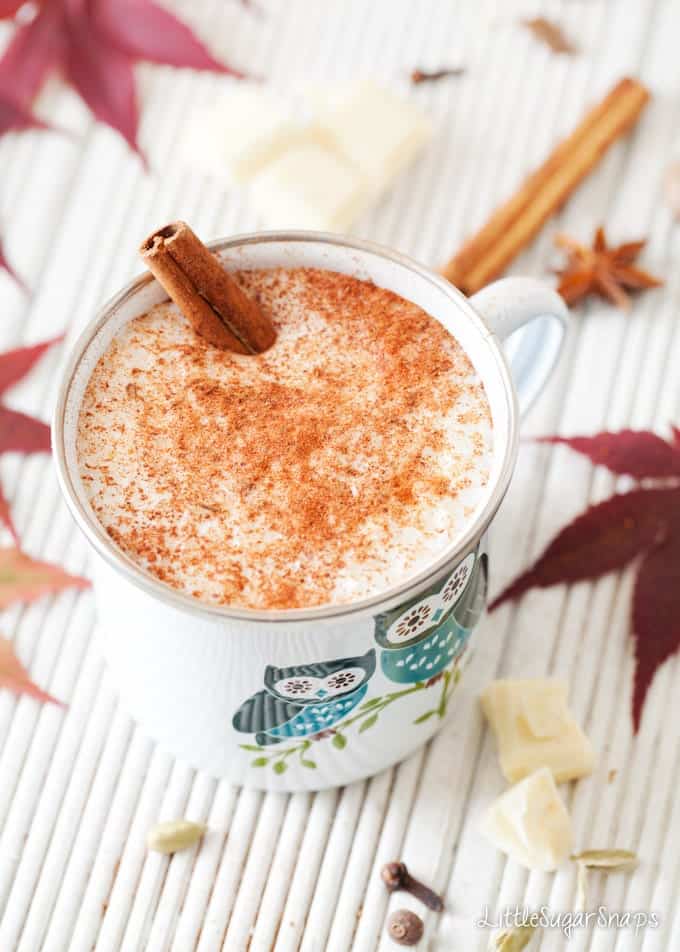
(77, 267), (492, 609)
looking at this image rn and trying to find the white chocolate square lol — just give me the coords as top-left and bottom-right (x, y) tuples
(311, 81), (432, 194)
(521, 688), (569, 739)
(250, 142), (369, 232)
(481, 679), (595, 784)
(185, 86), (298, 183)
(481, 767), (572, 871)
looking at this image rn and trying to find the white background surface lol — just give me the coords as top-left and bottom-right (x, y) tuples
(0, 1), (678, 949)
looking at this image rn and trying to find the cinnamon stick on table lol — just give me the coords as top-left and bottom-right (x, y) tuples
(442, 77), (650, 295)
(140, 221), (276, 354)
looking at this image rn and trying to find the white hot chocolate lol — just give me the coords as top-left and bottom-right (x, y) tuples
(77, 267), (493, 610)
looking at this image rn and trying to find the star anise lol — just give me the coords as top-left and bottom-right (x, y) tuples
(554, 227), (663, 310)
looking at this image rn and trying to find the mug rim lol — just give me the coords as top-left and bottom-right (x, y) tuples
(52, 230), (519, 624)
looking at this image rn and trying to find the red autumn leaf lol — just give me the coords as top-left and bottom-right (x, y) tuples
(0, 336), (60, 455)
(0, 406), (51, 453)
(0, 0), (245, 156)
(0, 1), (24, 15)
(0, 335), (63, 395)
(631, 534), (680, 730)
(0, 93), (48, 135)
(0, 335), (62, 536)
(491, 425), (680, 732)
(0, 632), (64, 706)
(63, 13), (142, 157)
(0, 3), (67, 108)
(536, 429), (680, 478)
(0, 1), (246, 286)
(0, 546), (90, 609)
(93, 0), (236, 71)
(489, 487), (677, 609)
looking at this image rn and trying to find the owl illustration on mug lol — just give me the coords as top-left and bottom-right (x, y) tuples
(374, 552), (488, 684)
(232, 649), (376, 746)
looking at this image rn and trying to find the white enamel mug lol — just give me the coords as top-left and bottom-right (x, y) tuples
(53, 231), (567, 791)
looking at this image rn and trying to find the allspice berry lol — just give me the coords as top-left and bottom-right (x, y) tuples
(386, 908), (424, 946)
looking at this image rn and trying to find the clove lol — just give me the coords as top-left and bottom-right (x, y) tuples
(381, 861), (444, 912)
(410, 67), (465, 85)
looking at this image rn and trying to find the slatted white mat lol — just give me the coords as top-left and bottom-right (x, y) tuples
(0, 1), (678, 949)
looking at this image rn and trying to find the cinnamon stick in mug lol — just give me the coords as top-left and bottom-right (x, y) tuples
(140, 221), (276, 354)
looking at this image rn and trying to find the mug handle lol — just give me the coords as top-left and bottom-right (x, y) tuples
(470, 277), (568, 416)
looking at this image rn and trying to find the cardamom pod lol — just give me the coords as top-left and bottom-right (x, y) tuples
(146, 819), (206, 855)
(572, 849), (637, 911)
(576, 861), (589, 911)
(571, 849), (638, 872)
(489, 925), (539, 950)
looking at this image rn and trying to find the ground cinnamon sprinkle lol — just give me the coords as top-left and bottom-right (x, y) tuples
(77, 268), (492, 609)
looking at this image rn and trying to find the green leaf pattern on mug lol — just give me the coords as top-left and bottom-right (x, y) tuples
(358, 713), (378, 732)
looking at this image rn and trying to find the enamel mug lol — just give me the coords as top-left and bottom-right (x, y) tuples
(53, 231), (567, 791)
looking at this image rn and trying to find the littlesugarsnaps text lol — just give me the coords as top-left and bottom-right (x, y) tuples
(477, 905), (660, 939)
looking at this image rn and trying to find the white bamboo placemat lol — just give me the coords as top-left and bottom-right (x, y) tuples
(0, 1), (678, 949)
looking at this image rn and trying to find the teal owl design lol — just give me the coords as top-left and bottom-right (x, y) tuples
(374, 552), (488, 684)
(232, 649), (376, 746)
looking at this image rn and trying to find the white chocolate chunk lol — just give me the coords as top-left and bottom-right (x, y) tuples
(481, 767), (572, 871)
(185, 86), (298, 183)
(311, 81), (432, 194)
(481, 679), (595, 784)
(521, 688), (569, 739)
(250, 142), (369, 231)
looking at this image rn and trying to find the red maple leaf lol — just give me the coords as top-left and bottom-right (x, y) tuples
(0, 545), (90, 608)
(0, 0), (244, 156)
(0, 94), (48, 135)
(0, 1), (246, 285)
(535, 430), (680, 479)
(0, 335), (63, 540)
(0, 548), (90, 707)
(0, 632), (64, 706)
(0, 332), (90, 710)
(490, 427), (680, 732)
